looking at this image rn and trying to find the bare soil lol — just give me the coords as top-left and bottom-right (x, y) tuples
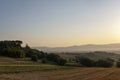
(0, 68), (120, 80)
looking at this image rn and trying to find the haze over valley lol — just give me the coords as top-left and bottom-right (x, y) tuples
(35, 43), (120, 53)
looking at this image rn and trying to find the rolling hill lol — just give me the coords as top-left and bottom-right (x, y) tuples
(59, 52), (120, 61)
(34, 43), (120, 53)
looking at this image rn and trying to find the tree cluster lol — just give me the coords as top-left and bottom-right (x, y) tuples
(75, 57), (114, 68)
(0, 40), (67, 66)
(30, 53), (67, 66)
(46, 53), (67, 65)
(1, 48), (25, 58)
(0, 40), (25, 58)
(0, 40), (22, 49)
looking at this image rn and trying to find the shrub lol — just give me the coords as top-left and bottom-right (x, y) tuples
(31, 55), (38, 62)
(75, 57), (95, 67)
(24, 49), (40, 57)
(14, 50), (25, 58)
(57, 58), (67, 66)
(38, 52), (47, 59)
(2, 48), (25, 58)
(47, 53), (66, 65)
(41, 58), (47, 64)
(116, 61), (120, 67)
(95, 59), (113, 68)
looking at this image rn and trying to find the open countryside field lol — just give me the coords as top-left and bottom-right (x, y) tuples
(1, 68), (120, 80)
(1, 57), (120, 80)
(0, 57), (71, 73)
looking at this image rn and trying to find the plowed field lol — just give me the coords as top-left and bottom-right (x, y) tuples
(0, 68), (120, 80)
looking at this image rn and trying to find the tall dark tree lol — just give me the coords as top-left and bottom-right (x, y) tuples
(0, 40), (22, 49)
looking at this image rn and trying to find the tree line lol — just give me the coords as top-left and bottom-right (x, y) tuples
(0, 40), (22, 49)
(75, 56), (120, 68)
(0, 40), (66, 66)
(1, 40), (120, 67)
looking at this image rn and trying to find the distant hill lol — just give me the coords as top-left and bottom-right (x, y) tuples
(59, 52), (120, 61)
(34, 43), (120, 53)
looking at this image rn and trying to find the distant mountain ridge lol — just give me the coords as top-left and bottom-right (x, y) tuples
(34, 43), (120, 53)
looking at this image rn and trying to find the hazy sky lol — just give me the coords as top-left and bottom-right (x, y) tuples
(1, 0), (120, 47)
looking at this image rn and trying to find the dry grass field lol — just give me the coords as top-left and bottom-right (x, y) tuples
(1, 57), (120, 80)
(1, 68), (120, 80)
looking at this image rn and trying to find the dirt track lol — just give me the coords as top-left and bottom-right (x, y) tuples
(1, 68), (120, 80)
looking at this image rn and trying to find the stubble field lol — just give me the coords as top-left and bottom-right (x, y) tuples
(1, 67), (120, 80)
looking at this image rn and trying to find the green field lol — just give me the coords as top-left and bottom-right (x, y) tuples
(0, 57), (73, 73)
(0, 65), (72, 73)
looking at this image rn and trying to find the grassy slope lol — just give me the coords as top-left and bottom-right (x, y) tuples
(0, 57), (73, 73)
(0, 65), (71, 73)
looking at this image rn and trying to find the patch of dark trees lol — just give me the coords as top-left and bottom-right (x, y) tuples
(75, 56), (120, 68)
(0, 40), (66, 66)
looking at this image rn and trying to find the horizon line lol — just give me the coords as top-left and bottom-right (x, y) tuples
(32, 42), (120, 48)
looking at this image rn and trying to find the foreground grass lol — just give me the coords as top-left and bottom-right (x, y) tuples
(0, 57), (75, 73)
(0, 65), (73, 73)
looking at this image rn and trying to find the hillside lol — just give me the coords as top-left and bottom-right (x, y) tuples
(59, 52), (120, 61)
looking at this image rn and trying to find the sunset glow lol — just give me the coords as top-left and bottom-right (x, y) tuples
(0, 0), (120, 47)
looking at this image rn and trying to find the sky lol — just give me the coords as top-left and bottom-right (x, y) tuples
(0, 0), (120, 47)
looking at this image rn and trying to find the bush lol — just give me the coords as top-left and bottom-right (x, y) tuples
(95, 59), (113, 68)
(116, 61), (120, 67)
(41, 58), (47, 64)
(14, 50), (25, 58)
(57, 58), (67, 66)
(2, 48), (25, 58)
(24, 49), (40, 57)
(38, 52), (47, 59)
(47, 53), (66, 65)
(75, 57), (95, 67)
(31, 55), (38, 62)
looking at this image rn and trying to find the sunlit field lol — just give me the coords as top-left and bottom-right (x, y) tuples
(1, 67), (120, 80)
